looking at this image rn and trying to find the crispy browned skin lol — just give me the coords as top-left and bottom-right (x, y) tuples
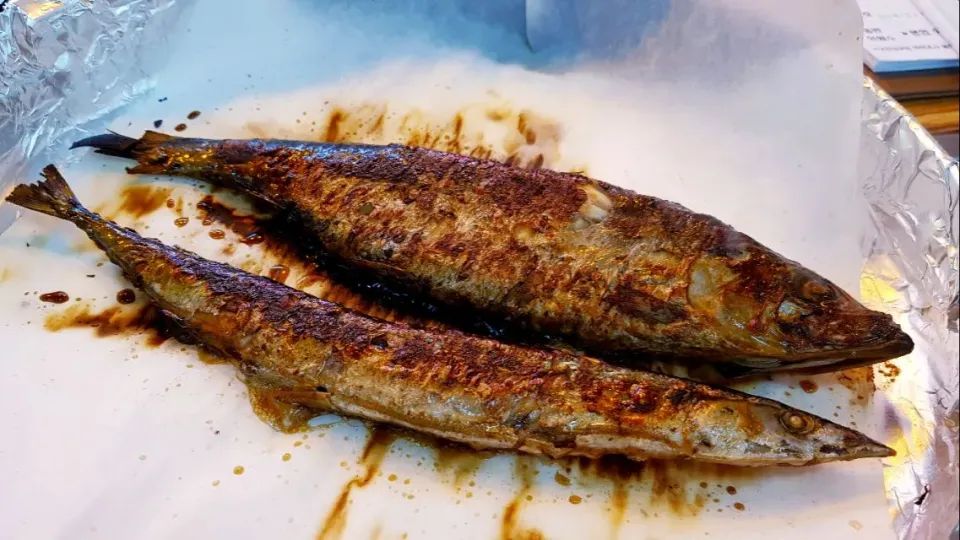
(5, 165), (895, 466)
(72, 132), (914, 374)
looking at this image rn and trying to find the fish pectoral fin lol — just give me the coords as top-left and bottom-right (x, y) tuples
(269, 389), (334, 408)
(246, 386), (333, 433)
(155, 309), (205, 345)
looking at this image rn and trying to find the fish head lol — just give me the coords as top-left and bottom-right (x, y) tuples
(690, 396), (895, 466)
(689, 243), (913, 372)
(766, 267), (914, 369)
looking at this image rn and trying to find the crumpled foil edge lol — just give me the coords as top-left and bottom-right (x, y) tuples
(860, 77), (959, 540)
(0, 0), (186, 210)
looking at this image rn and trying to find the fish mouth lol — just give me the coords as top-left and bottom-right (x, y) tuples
(723, 329), (914, 378)
(806, 437), (896, 465)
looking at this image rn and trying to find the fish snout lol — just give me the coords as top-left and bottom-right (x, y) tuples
(791, 306), (914, 361)
(809, 421), (896, 463)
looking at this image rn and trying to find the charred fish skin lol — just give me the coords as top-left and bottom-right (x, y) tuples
(72, 132), (914, 374)
(5, 165), (894, 466)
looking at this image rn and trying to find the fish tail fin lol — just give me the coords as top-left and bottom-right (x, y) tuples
(71, 130), (173, 158)
(71, 130), (177, 174)
(5, 165), (82, 220)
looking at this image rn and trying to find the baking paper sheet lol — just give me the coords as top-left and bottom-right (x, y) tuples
(2, 0), (952, 538)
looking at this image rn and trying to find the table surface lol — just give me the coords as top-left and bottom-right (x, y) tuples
(900, 96), (960, 135)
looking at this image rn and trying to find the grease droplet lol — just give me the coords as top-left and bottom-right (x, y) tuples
(39, 291), (69, 304)
(569, 495), (582, 505)
(267, 265), (290, 283)
(233, 466), (245, 475)
(282, 453), (291, 462)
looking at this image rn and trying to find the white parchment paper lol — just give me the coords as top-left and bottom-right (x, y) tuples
(1, 1), (899, 538)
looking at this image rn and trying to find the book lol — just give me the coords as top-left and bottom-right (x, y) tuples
(858, 0), (959, 73)
(911, 0), (960, 54)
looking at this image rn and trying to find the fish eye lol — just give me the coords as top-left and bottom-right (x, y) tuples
(777, 300), (810, 323)
(800, 280), (836, 303)
(779, 411), (818, 435)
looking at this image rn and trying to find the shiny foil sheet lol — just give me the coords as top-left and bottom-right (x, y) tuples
(0, 1), (957, 538)
(0, 0), (185, 200)
(859, 78), (960, 540)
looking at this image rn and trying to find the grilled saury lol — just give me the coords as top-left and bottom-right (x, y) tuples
(73, 132), (914, 375)
(5, 166), (894, 466)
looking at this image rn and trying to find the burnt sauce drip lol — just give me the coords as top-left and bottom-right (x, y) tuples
(44, 303), (173, 347)
(316, 427), (397, 540)
(39, 291), (69, 304)
(116, 289), (136, 304)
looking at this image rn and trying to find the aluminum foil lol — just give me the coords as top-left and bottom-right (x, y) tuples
(0, 0), (187, 205)
(859, 78), (960, 540)
(0, 1), (957, 539)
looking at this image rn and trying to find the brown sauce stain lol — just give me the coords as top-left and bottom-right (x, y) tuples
(116, 289), (136, 304)
(196, 196), (266, 239)
(248, 101), (564, 172)
(187, 110), (201, 120)
(733, 502), (745, 511)
(798, 379), (818, 393)
(580, 456), (642, 534)
(39, 291), (69, 304)
(43, 303), (171, 347)
(175, 123), (187, 132)
(209, 229), (226, 240)
(315, 427), (397, 540)
(165, 198), (175, 209)
(500, 458), (543, 540)
(433, 441), (490, 488)
(554, 472), (571, 486)
(323, 109), (346, 143)
(573, 457), (760, 518)
(832, 367), (876, 402)
(726, 485), (737, 495)
(878, 361), (901, 382)
(112, 185), (174, 220)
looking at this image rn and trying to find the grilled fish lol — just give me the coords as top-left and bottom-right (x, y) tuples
(4, 165), (894, 466)
(73, 132), (914, 375)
